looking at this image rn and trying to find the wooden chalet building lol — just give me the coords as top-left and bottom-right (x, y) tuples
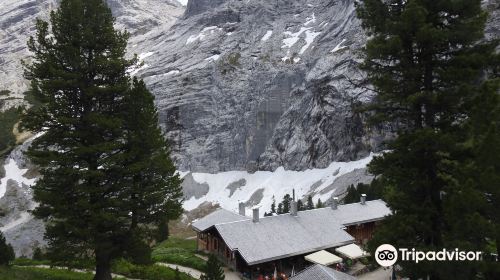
(192, 195), (391, 279)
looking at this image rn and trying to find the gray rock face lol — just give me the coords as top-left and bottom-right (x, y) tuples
(135, 0), (383, 172)
(185, 0), (227, 17)
(182, 173), (210, 200)
(2, 0), (498, 172)
(0, 0), (184, 110)
(138, 0), (499, 172)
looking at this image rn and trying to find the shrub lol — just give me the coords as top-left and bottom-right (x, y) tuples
(0, 231), (15, 266)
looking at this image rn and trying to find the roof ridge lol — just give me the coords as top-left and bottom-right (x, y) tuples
(291, 264), (319, 278)
(319, 264), (337, 278)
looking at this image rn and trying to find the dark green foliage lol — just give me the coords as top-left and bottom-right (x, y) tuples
(174, 267), (181, 280)
(277, 203), (283, 214)
(270, 196), (276, 214)
(297, 199), (305, 211)
(306, 195), (314, 210)
(201, 254), (225, 280)
(315, 199), (323, 208)
(343, 180), (384, 204)
(357, 0), (499, 278)
(151, 237), (206, 272)
(156, 218), (170, 243)
(21, 1), (183, 279)
(32, 247), (44, 261)
(111, 259), (195, 280)
(0, 266), (95, 280)
(0, 231), (15, 266)
(0, 107), (22, 156)
(281, 194), (291, 213)
(0, 90), (10, 96)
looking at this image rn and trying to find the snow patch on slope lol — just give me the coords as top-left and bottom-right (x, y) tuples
(183, 154), (376, 215)
(261, 30), (273, 41)
(0, 159), (36, 199)
(186, 26), (222, 45)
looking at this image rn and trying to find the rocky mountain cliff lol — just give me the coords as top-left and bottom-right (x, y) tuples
(2, 0), (498, 173)
(136, 0), (386, 172)
(142, 0), (498, 173)
(0, 0), (184, 110)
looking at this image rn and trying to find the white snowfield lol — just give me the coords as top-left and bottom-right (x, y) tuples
(0, 158), (36, 199)
(182, 153), (376, 215)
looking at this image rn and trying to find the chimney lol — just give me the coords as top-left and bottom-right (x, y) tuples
(291, 200), (298, 216)
(239, 202), (246, 216)
(331, 197), (339, 210)
(252, 207), (259, 223)
(360, 194), (366, 205)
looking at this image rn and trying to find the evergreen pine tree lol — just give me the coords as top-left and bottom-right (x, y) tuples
(282, 194), (291, 213)
(357, 0), (498, 278)
(306, 195), (314, 210)
(121, 79), (183, 246)
(316, 198), (323, 208)
(270, 196), (276, 214)
(201, 254), (225, 280)
(343, 185), (358, 204)
(277, 203), (283, 214)
(297, 200), (305, 211)
(32, 247), (44, 261)
(21, 1), (183, 279)
(0, 231), (14, 266)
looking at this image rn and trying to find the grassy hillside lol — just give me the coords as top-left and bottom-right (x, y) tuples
(0, 266), (97, 280)
(152, 237), (207, 271)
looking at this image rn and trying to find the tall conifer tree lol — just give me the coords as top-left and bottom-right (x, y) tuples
(356, 0), (498, 278)
(21, 1), (183, 279)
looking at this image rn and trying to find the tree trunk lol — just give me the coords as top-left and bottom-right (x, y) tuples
(94, 251), (112, 280)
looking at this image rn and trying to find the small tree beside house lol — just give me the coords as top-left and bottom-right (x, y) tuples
(201, 254), (225, 280)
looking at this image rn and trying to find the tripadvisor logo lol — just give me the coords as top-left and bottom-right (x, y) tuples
(375, 244), (398, 267)
(375, 244), (483, 267)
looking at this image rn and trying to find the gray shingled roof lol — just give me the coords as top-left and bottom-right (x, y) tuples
(192, 209), (249, 232)
(194, 200), (391, 265)
(290, 264), (357, 280)
(215, 209), (354, 265)
(328, 199), (391, 226)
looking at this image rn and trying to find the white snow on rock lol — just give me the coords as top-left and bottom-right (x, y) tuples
(138, 51), (155, 60)
(0, 158), (36, 199)
(205, 54), (221, 62)
(282, 27), (310, 49)
(261, 30), (273, 42)
(331, 39), (348, 53)
(182, 154), (376, 215)
(304, 13), (316, 26)
(186, 26), (222, 45)
(300, 30), (321, 54)
(127, 63), (149, 76)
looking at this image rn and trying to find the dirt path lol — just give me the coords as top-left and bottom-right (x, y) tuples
(156, 261), (242, 280)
